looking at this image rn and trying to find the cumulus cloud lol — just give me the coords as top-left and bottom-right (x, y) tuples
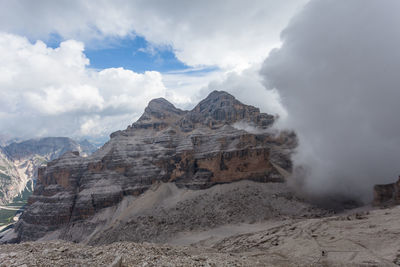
(0, 31), (286, 142)
(261, 0), (400, 202)
(0, 0), (307, 69)
(0, 33), (166, 139)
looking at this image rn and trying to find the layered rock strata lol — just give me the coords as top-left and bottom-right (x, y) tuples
(10, 91), (297, 242)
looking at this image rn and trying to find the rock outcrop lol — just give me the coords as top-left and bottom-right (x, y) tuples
(373, 176), (400, 205)
(7, 91), (297, 243)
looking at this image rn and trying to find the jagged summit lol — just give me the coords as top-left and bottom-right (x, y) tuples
(195, 90), (240, 112)
(138, 98), (186, 122)
(188, 90), (273, 127)
(146, 97), (177, 111)
(113, 90), (275, 137)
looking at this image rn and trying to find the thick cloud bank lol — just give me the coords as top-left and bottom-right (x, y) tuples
(0, 33), (166, 139)
(261, 0), (400, 202)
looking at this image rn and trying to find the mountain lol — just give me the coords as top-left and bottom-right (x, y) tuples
(0, 138), (97, 205)
(0, 134), (21, 147)
(0, 90), (305, 244)
(0, 147), (21, 204)
(5, 137), (96, 160)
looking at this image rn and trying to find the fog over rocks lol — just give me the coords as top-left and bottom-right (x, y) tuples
(261, 0), (400, 202)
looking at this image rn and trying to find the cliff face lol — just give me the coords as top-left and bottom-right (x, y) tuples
(11, 91), (297, 242)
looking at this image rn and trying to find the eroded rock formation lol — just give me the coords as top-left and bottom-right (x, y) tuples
(9, 90), (297, 243)
(373, 176), (400, 205)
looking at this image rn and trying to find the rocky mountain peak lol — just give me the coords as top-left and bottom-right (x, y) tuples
(191, 90), (258, 121)
(181, 90), (275, 131)
(147, 98), (177, 112)
(196, 90), (238, 110)
(138, 98), (186, 122)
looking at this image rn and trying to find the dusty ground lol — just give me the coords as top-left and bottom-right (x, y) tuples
(2, 204), (400, 266)
(0, 241), (257, 267)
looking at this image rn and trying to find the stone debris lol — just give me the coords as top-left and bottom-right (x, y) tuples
(0, 241), (256, 267)
(109, 255), (122, 267)
(2, 205), (400, 266)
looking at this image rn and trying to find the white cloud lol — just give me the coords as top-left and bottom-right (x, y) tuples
(0, 33), (166, 139)
(0, 32), (285, 141)
(0, 0), (308, 70)
(204, 66), (287, 118)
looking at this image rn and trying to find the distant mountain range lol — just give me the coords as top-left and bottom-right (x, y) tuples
(0, 137), (97, 205)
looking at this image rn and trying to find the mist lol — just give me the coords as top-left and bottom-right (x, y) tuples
(261, 0), (400, 203)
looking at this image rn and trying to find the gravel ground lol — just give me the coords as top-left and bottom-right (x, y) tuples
(0, 206), (400, 267)
(2, 205), (400, 266)
(0, 240), (259, 267)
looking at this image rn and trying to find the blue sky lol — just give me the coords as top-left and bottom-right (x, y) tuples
(45, 34), (189, 73)
(85, 37), (188, 73)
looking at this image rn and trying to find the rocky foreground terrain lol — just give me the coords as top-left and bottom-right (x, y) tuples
(1, 204), (400, 266)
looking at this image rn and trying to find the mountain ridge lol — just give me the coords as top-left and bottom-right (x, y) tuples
(2, 90), (298, 244)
